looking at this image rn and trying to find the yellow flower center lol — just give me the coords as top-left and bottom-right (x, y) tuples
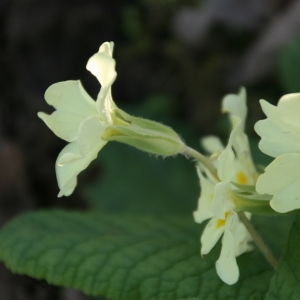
(216, 212), (230, 228)
(237, 171), (247, 185)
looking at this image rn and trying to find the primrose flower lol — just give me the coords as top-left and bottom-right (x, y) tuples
(38, 42), (116, 197)
(38, 42), (186, 197)
(255, 93), (300, 213)
(194, 88), (255, 285)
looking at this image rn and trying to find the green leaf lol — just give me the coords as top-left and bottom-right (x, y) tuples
(83, 142), (199, 215)
(0, 210), (274, 300)
(265, 211), (300, 300)
(252, 214), (295, 256)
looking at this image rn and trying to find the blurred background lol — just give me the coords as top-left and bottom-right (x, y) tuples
(0, 0), (300, 299)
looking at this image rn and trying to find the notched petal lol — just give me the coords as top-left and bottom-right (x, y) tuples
(38, 111), (86, 142)
(44, 80), (97, 115)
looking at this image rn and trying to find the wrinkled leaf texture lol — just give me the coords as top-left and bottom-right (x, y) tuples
(0, 210), (274, 300)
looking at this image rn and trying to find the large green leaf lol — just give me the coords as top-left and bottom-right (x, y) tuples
(265, 211), (300, 300)
(0, 210), (274, 300)
(83, 142), (199, 215)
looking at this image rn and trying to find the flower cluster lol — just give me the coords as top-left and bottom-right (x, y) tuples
(194, 88), (255, 285)
(39, 40), (300, 286)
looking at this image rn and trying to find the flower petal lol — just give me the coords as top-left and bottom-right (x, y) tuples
(217, 116), (242, 182)
(77, 115), (107, 156)
(201, 217), (225, 255)
(217, 146), (235, 183)
(57, 152), (82, 166)
(222, 87), (247, 131)
(212, 182), (235, 219)
(256, 153), (300, 193)
(274, 93), (300, 127)
(193, 166), (215, 224)
(86, 42), (117, 123)
(232, 158), (255, 186)
(86, 44), (117, 88)
(222, 88), (253, 169)
(233, 213), (253, 256)
(38, 111), (87, 142)
(256, 153), (300, 213)
(201, 135), (224, 155)
(231, 135), (257, 185)
(44, 80), (97, 115)
(256, 153), (300, 212)
(270, 180), (300, 213)
(255, 97), (300, 157)
(255, 112), (300, 158)
(55, 141), (104, 197)
(99, 41), (114, 57)
(215, 213), (239, 285)
(96, 88), (116, 124)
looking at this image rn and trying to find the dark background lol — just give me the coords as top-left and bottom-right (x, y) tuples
(0, 0), (300, 299)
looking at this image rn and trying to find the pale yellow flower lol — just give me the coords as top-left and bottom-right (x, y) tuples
(255, 93), (300, 213)
(39, 42), (186, 197)
(38, 42), (117, 197)
(194, 88), (254, 285)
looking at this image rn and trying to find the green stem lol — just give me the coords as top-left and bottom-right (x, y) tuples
(184, 146), (220, 181)
(238, 212), (278, 270)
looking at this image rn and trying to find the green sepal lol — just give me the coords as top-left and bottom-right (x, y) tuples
(103, 108), (186, 156)
(231, 182), (256, 193)
(239, 193), (273, 201)
(113, 108), (181, 140)
(233, 191), (279, 216)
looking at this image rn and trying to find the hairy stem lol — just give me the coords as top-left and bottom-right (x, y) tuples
(184, 146), (220, 181)
(238, 212), (278, 270)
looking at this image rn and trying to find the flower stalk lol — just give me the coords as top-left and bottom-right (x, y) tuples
(238, 212), (278, 270)
(185, 146), (220, 181)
